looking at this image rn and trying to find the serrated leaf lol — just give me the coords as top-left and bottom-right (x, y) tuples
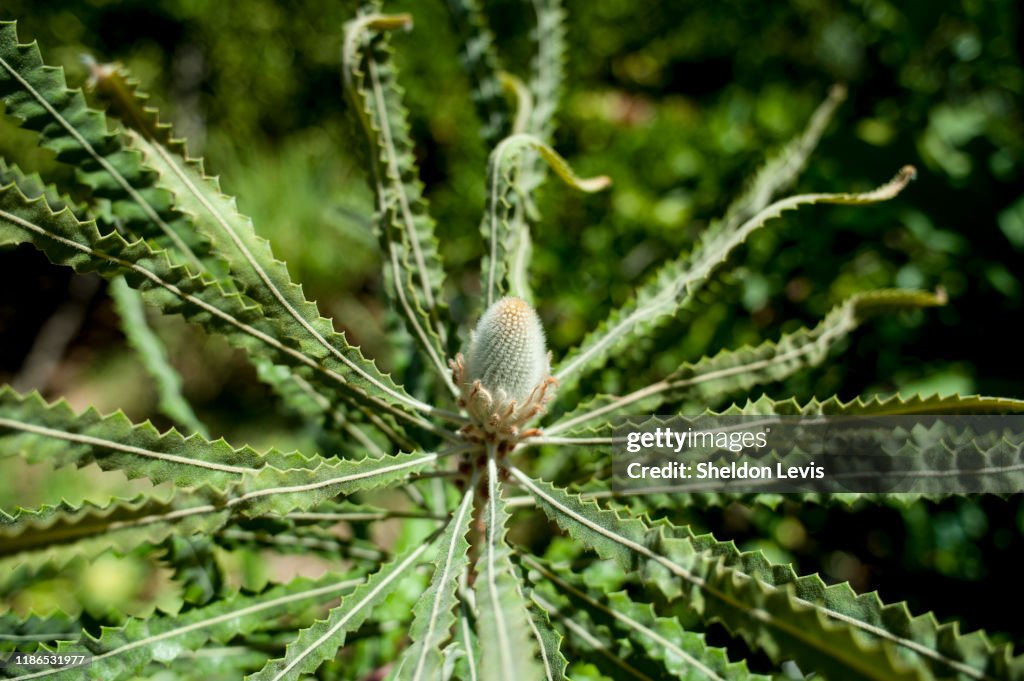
(509, 468), (1022, 681)
(392, 483), (476, 681)
(0, 492), (229, 574)
(711, 84), (847, 244)
(514, 566), (569, 681)
(248, 539), (436, 681)
(445, 598), (480, 681)
(526, 0), (566, 152)
(722, 393), (1024, 417)
(531, 589), (654, 681)
(481, 133), (609, 307)
(474, 455), (544, 681)
(0, 180), (452, 436)
(75, 61), (410, 447)
(553, 165), (919, 395)
(232, 450), (441, 517)
(0, 387), (304, 489)
(443, 0), (510, 147)
(0, 158), (80, 219)
(215, 523), (385, 563)
(0, 611), (79, 653)
(0, 22), (213, 273)
(525, 555), (770, 681)
(343, 7), (453, 390)
(124, 126), (444, 421)
(0, 573), (365, 680)
(548, 288), (947, 435)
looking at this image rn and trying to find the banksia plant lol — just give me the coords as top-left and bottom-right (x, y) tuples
(454, 296), (555, 448)
(1, 3), (1023, 681)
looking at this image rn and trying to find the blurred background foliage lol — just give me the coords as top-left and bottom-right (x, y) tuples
(1, 0), (1023, 660)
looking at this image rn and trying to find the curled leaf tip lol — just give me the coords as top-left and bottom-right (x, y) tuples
(583, 174), (613, 192)
(374, 13), (413, 32)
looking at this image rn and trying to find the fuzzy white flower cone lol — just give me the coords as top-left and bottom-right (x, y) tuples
(452, 297), (556, 447)
(466, 297), (549, 403)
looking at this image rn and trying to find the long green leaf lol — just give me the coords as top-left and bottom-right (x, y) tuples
(474, 454), (544, 681)
(393, 483), (476, 681)
(0, 180), (453, 436)
(481, 133), (610, 306)
(108, 275), (208, 436)
(711, 84), (847, 243)
(526, 0), (566, 151)
(0, 451), (443, 573)
(0, 611), (79, 652)
(525, 556), (769, 681)
(343, 8), (452, 390)
(249, 539), (436, 681)
(232, 450), (442, 517)
(0, 493), (228, 571)
(1, 32), (448, 424)
(510, 468), (1022, 681)
(1, 573), (365, 680)
(723, 392), (1024, 417)
(531, 590), (655, 681)
(524, 592), (569, 681)
(80, 59), (415, 447)
(124, 127), (447, 419)
(548, 288), (946, 435)
(0, 22), (210, 273)
(0, 386), (303, 489)
(553, 166), (919, 394)
(493, 0), (568, 303)
(443, 0), (510, 147)
(446, 597), (480, 681)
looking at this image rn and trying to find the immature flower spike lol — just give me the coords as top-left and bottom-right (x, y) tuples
(466, 297), (549, 403)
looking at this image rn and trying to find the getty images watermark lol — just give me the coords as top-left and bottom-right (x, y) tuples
(612, 415), (1024, 494)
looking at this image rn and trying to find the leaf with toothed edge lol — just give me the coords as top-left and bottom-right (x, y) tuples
(523, 555), (770, 681)
(709, 84), (848, 245)
(0, 572), (368, 680)
(0, 22), (218, 275)
(391, 484), (476, 681)
(247, 538), (437, 681)
(480, 133), (610, 308)
(442, 0), (510, 148)
(232, 450), (442, 518)
(0, 386), (309, 489)
(510, 469), (1024, 681)
(0, 611), (80, 654)
(123, 124), (437, 422)
(0, 154), (348, 441)
(552, 165), (920, 396)
(548, 288), (948, 436)
(474, 456), (544, 681)
(0, 180), (449, 436)
(0, 493), (231, 574)
(0, 22), (442, 427)
(342, 5), (453, 391)
(0, 152), (370, 446)
(511, 563), (569, 681)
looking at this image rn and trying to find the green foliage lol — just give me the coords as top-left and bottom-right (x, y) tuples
(0, 5), (1022, 681)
